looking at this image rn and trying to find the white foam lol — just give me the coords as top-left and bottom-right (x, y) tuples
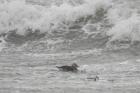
(78, 65), (91, 73)
(0, 0), (111, 35)
(0, 37), (6, 52)
(0, 0), (139, 46)
(119, 61), (129, 65)
(136, 59), (140, 62)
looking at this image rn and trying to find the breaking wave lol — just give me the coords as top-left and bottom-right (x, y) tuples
(0, 0), (139, 52)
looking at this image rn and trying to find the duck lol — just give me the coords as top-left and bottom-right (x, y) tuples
(56, 63), (79, 72)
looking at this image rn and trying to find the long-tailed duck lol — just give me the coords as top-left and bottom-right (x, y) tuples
(56, 63), (79, 72)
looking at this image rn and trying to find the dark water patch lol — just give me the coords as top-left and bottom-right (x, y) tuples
(4, 29), (46, 46)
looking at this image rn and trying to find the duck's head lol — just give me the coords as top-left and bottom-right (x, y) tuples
(72, 63), (79, 68)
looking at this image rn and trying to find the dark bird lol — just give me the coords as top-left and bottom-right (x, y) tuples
(56, 63), (79, 72)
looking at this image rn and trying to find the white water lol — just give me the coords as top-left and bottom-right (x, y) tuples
(0, 0), (139, 51)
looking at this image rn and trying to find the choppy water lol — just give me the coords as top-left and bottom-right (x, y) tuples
(0, 1), (140, 93)
(0, 47), (140, 93)
(0, 0), (139, 51)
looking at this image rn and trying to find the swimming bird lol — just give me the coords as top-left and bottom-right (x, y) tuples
(56, 63), (79, 72)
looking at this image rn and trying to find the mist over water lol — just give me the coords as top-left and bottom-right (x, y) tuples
(0, 0), (139, 52)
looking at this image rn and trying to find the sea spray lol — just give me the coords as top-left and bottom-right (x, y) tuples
(0, 0), (139, 51)
(0, 37), (6, 52)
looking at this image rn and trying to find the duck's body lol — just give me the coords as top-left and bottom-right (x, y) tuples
(56, 66), (78, 72)
(56, 63), (79, 72)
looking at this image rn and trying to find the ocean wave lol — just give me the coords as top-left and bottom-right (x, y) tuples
(0, 0), (139, 51)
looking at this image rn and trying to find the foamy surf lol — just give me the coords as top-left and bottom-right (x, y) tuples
(0, 0), (139, 51)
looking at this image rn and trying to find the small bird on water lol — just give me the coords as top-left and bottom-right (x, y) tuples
(56, 63), (79, 72)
